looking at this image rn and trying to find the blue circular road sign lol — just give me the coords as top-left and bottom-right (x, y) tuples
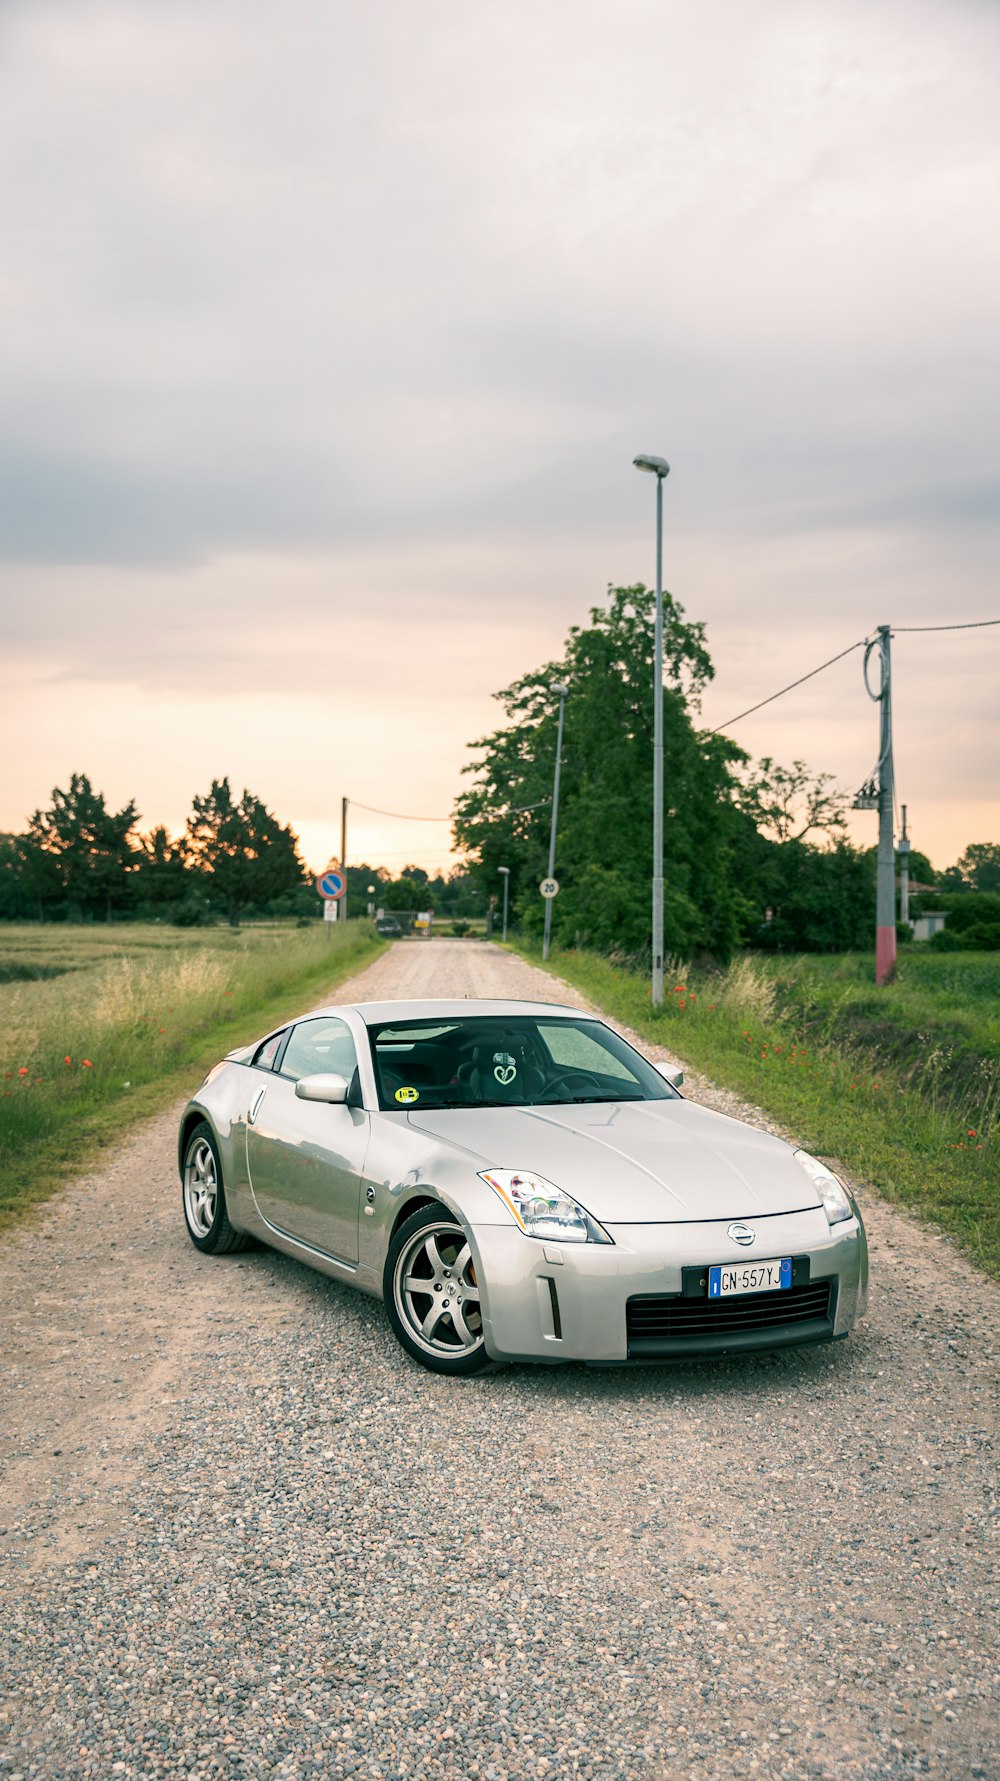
(316, 869), (347, 900)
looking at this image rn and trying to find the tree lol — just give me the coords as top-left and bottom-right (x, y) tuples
(382, 874), (431, 911)
(134, 826), (192, 913)
(939, 842), (1000, 895)
(906, 849), (936, 888)
(186, 779), (305, 927)
(0, 834), (42, 920)
(739, 757), (847, 844)
(454, 584), (752, 960)
(753, 841), (876, 953)
(25, 772), (139, 921)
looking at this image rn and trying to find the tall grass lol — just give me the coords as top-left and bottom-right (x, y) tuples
(513, 942), (1000, 1278)
(0, 922), (384, 1225)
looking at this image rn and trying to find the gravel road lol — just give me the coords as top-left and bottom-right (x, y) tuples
(1, 940), (997, 1781)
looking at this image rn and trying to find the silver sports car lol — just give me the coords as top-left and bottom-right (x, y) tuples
(179, 998), (868, 1375)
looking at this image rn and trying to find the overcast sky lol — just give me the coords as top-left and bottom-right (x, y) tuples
(1, 0), (997, 877)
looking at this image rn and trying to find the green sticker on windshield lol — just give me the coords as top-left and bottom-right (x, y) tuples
(395, 1085), (420, 1104)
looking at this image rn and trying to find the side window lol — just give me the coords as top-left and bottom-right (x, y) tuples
(279, 1016), (358, 1085)
(252, 1030), (286, 1071)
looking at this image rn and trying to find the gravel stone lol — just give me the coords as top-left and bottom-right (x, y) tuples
(0, 940), (997, 1780)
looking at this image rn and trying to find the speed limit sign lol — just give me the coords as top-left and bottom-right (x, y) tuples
(539, 878), (559, 899)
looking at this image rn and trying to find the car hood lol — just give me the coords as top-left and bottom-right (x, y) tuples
(405, 1098), (820, 1223)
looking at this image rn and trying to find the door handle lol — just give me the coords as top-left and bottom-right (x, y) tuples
(248, 1085), (267, 1125)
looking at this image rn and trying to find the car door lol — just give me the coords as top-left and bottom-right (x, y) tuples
(245, 1015), (369, 1264)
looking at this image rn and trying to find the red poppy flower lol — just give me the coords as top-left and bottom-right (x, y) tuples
(17, 1066), (28, 1076)
(64, 1056), (73, 1067)
(82, 1059), (93, 1069)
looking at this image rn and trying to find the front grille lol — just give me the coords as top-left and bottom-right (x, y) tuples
(626, 1279), (834, 1357)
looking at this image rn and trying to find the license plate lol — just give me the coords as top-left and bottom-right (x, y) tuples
(708, 1258), (792, 1298)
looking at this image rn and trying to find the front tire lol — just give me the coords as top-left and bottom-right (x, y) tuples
(182, 1121), (252, 1255)
(384, 1205), (491, 1376)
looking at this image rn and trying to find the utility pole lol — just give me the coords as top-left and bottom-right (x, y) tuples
(542, 685), (568, 962)
(341, 797), (348, 923)
(633, 453), (670, 1006)
(898, 804), (911, 930)
(857, 626), (896, 986)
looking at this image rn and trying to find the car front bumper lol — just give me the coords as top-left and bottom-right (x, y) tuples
(472, 1207), (868, 1364)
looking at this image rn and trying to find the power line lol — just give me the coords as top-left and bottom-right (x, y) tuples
(893, 618), (1000, 633)
(708, 615), (999, 734)
(709, 639), (868, 734)
(349, 799), (453, 823)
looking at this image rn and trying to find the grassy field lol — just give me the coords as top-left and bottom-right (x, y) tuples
(512, 942), (1000, 1278)
(0, 921), (384, 1229)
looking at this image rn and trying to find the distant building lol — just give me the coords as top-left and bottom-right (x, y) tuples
(912, 912), (948, 942)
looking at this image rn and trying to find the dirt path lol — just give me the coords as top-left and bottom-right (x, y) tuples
(1, 941), (997, 1781)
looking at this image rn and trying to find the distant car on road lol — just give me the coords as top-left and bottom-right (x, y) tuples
(179, 998), (868, 1375)
(374, 917), (403, 937)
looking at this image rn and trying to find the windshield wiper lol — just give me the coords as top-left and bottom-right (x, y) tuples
(559, 1094), (646, 1104)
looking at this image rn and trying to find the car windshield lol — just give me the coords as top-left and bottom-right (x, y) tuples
(367, 1014), (676, 1111)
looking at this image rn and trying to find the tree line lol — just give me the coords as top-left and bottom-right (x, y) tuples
(454, 583), (1000, 957)
(0, 774), (481, 928)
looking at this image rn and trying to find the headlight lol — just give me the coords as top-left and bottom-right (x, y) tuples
(479, 1170), (612, 1244)
(794, 1150), (854, 1226)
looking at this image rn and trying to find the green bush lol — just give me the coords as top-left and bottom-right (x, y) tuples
(959, 922), (1000, 952)
(929, 929), (965, 951)
(171, 892), (215, 927)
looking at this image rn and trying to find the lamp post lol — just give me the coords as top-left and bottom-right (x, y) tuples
(367, 883), (376, 919)
(542, 684), (569, 962)
(633, 453), (670, 1007)
(498, 866), (510, 942)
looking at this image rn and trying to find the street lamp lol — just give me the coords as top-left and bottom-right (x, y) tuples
(633, 453), (670, 1007)
(367, 883), (376, 919)
(542, 683), (569, 962)
(498, 866), (510, 942)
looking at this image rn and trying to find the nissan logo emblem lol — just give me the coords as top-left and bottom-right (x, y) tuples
(727, 1222), (755, 1246)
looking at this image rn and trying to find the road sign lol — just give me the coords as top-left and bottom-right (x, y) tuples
(315, 867), (347, 900)
(323, 899), (339, 922)
(539, 877), (559, 899)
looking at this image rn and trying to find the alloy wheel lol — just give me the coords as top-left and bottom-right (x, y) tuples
(393, 1222), (484, 1360)
(184, 1137), (218, 1239)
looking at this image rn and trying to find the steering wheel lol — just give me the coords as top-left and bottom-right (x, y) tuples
(541, 1068), (604, 1099)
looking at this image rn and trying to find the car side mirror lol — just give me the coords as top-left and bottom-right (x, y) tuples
(654, 1061), (685, 1090)
(294, 1073), (350, 1105)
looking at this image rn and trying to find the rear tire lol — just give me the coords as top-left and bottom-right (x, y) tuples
(384, 1204), (492, 1377)
(182, 1121), (253, 1255)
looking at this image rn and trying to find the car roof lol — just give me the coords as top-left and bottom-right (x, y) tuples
(315, 997), (587, 1025)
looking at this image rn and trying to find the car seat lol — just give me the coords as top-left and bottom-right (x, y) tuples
(455, 1040), (545, 1102)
